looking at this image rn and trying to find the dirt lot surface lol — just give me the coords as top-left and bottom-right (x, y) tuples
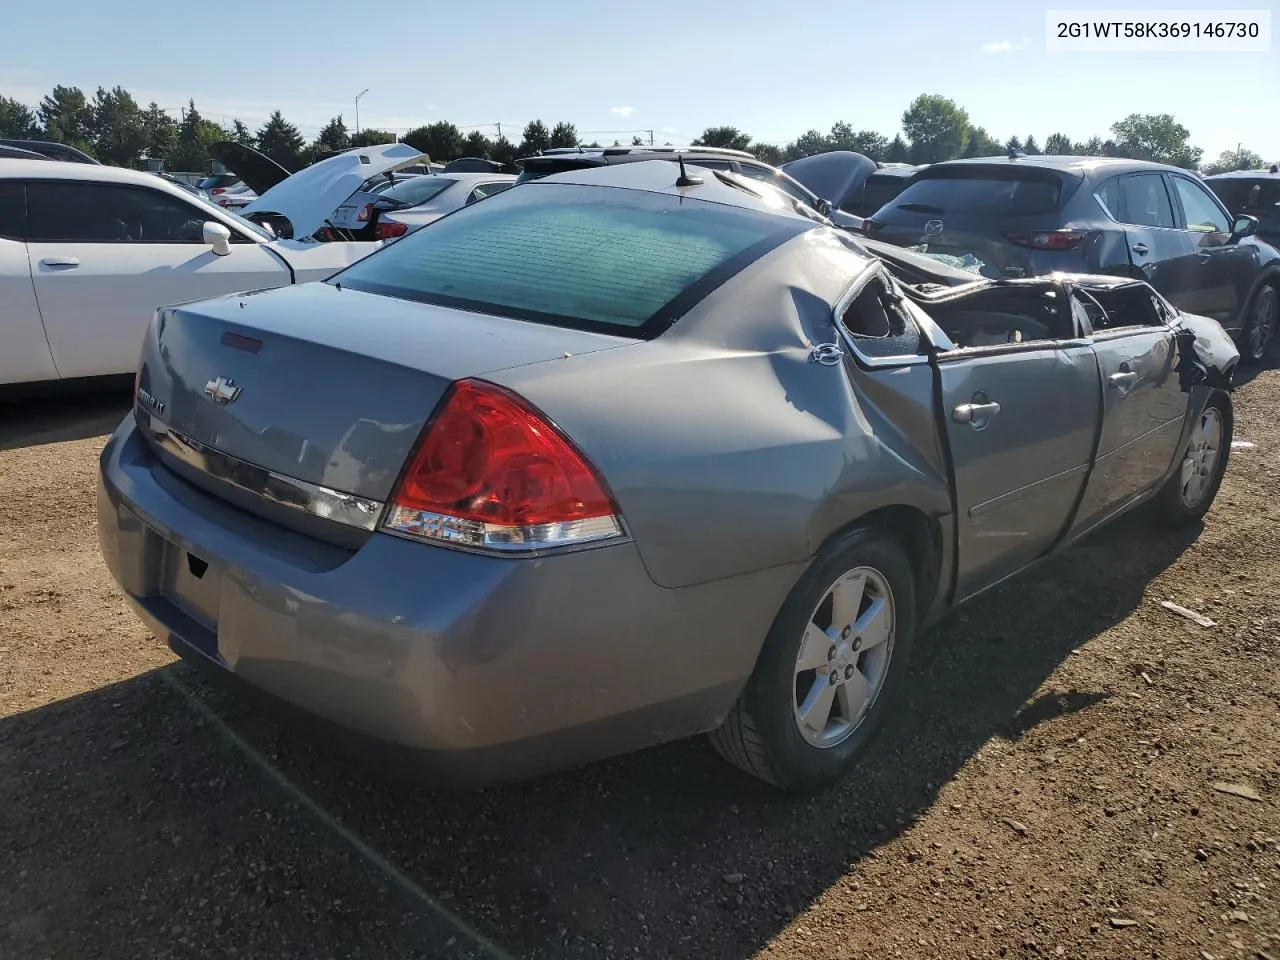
(2, 375), (1278, 960)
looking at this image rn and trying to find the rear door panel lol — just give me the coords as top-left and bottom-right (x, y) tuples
(0, 237), (59, 384)
(935, 343), (1101, 601)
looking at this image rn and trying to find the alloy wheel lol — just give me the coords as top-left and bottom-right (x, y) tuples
(1180, 405), (1224, 509)
(792, 566), (896, 748)
(1248, 286), (1277, 360)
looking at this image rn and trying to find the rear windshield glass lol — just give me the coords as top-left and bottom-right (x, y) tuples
(197, 174), (239, 190)
(333, 182), (806, 337)
(378, 176), (455, 206)
(853, 173), (914, 216)
(891, 171), (1066, 216)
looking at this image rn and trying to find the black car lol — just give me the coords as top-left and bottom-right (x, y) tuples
(864, 154), (1280, 362)
(0, 139), (99, 164)
(514, 145), (861, 228)
(1206, 166), (1280, 247)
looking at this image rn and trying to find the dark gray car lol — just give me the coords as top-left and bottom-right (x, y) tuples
(864, 155), (1280, 363)
(97, 160), (1238, 792)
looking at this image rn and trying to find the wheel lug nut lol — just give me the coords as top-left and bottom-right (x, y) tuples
(828, 645), (836, 661)
(845, 664), (855, 679)
(852, 638), (861, 651)
(829, 671), (839, 686)
(841, 625), (852, 640)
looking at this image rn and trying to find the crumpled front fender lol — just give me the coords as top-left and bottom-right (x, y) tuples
(1172, 311), (1240, 393)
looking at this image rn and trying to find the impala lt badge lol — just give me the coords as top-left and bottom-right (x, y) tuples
(204, 376), (241, 405)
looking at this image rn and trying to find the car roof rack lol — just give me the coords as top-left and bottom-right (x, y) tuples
(536, 144), (757, 161)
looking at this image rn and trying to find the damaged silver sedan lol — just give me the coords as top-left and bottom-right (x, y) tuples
(97, 160), (1238, 792)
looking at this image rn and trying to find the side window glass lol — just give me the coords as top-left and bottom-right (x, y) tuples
(1095, 178), (1121, 220)
(738, 164), (811, 205)
(1118, 174), (1175, 228)
(28, 183), (209, 243)
(465, 182), (511, 205)
(0, 182), (26, 240)
(838, 272), (922, 359)
(1172, 177), (1231, 234)
(1075, 285), (1166, 331)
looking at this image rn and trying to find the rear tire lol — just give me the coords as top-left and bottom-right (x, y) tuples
(1153, 391), (1232, 527)
(1238, 283), (1277, 366)
(709, 525), (916, 792)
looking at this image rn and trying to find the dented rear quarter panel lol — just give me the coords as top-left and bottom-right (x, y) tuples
(491, 231), (953, 592)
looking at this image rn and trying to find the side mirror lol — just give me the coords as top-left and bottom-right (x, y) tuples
(1229, 214), (1259, 243)
(203, 221), (232, 256)
(816, 198), (833, 217)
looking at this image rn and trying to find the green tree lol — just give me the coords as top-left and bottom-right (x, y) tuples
(254, 110), (305, 169)
(1005, 135), (1023, 153)
(631, 135), (645, 146)
(403, 121), (464, 161)
(519, 120), (551, 155)
(1109, 113), (1202, 168)
(350, 128), (395, 147)
(783, 128), (831, 161)
(91, 86), (146, 166)
(752, 142), (785, 166)
(693, 126), (752, 151)
(902, 94), (969, 164)
(1023, 135), (1041, 155)
(38, 85), (95, 153)
(315, 115), (350, 153)
(886, 134), (910, 163)
(1079, 135), (1106, 156)
(141, 102), (178, 162)
(168, 100), (228, 172)
(962, 126), (1002, 158)
(490, 135), (518, 167)
(231, 119), (253, 144)
(1204, 146), (1265, 175)
(0, 95), (38, 138)
(1044, 132), (1074, 155)
(549, 121), (579, 148)
(460, 130), (492, 157)
(828, 122), (889, 160)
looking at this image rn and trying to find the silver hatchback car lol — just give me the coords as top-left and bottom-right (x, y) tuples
(98, 161), (1238, 791)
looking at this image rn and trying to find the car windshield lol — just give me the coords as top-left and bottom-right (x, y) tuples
(852, 174), (913, 216)
(889, 172), (1065, 216)
(378, 176), (456, 206)
(332, 182), (808, 337)
(1208, 178), (1280, 214)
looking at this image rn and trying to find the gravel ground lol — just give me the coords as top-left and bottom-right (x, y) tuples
(1, 373), (1277, 960)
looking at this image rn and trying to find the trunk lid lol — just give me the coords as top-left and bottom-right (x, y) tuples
(210, 141), (294, 195)
(242, 143), (428, 241)
(136, 282), (634, 536)
(866, 163), (1084, 279)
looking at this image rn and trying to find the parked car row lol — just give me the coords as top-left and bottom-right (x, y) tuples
(96, 157), (1240, 792)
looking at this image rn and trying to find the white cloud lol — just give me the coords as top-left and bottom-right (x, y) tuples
(609, 106), (635, 118)
(980, 38), (1029, 53)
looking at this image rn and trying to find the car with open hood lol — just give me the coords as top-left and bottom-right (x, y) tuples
(211, 140), (431, 242)
(0, 159), (382, 387)
(98, 158), (1238, 792)
(863, 154), (1280, 363)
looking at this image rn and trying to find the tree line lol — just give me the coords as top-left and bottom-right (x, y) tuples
(0, 86), (1267, 177)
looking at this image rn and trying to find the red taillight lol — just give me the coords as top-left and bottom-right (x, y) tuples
(375, 221), (408, 240)
(1004, 229), (1090, 251)
(382, 379), (624, 552)
(211, 187), (226, 195)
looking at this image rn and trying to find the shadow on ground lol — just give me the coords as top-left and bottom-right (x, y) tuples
(1, 507), (1203, 959)
(0, 386), (131, 452)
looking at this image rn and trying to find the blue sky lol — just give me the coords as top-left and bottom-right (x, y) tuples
(1, 0), (1275, 162)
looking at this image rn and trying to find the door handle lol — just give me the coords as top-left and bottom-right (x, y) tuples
(952, 401), (1001, 425)
(40, 257), (80, 267)
(1198, 251), (1212, 263)
(1108, 371), (1139, 387)
(1131, 243), (1149, 256)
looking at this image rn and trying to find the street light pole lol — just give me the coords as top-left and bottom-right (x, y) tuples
(355, 89), (370, 135)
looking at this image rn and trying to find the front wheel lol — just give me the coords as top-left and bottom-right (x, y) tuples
(1153, 391), (1232, 526)
(709, 526), (917, 792)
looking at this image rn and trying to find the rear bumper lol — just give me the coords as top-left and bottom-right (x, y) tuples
(97, 415), (802, 784)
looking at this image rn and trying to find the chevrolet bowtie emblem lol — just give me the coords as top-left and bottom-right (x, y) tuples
(203, 376), (242, 405)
